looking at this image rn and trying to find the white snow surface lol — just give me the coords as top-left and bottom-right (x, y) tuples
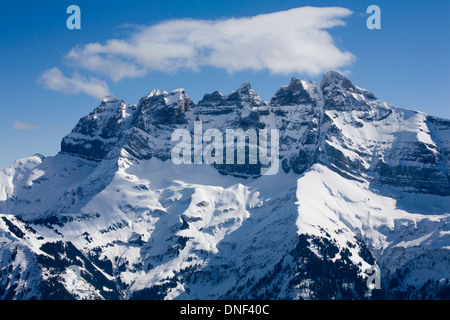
(1, 154), (448, 299)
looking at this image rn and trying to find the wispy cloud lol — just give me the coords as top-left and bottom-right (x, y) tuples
(66, 7), (355, 82)
(13, 120), (40, 130)
(38, 67), (111, 99)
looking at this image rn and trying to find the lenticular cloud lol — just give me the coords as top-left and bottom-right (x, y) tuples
(67, 7), (355, 81)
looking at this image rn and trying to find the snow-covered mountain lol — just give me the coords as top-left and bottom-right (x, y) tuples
(0, 71), (449, 300)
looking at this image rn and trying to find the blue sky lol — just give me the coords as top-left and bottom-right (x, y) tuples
(1, 0), (449, 168)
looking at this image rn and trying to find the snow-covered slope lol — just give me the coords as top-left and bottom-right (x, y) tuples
(0, 72), (449, 300)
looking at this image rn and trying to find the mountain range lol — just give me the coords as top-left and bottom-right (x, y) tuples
(0, 71), (449, 300)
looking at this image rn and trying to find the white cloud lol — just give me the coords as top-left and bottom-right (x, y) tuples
(66, 7), (355, 81)
(13, 120), (40, 130)
(38, 67), (111, 99)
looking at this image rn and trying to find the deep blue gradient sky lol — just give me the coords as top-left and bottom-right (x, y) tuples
(1, 0), (449, 168)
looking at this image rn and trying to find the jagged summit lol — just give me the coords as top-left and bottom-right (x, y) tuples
(144, 89), (167, 99)
(236, 81), (252, 91)
(321, 71), (377, 101)
(139, 88), (191, 106)
(133, 71), (358, 112)
(197, 82), (266, 109)
(58, 72), (449, 193)
(270, 76), (315, 106)
(320, 70), (350, 85)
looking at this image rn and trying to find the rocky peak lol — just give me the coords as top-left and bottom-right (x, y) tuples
(320, 71), (354, 90)
(87, 96), (123, 118)
(270, 76), (315, 106)
(60, 97), (132, 160)
(197, 91), (225, 107)
(139, 88), (192, 109)
(197, 82), (266, 109)
(133, 89), (193, 129)
(236, 81), (252, 94)
(321, 71), (377, 101)
(226, 82), (266, 108)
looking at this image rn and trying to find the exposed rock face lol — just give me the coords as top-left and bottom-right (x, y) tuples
(0, 72), (449, 300)
(59, 72), (450, 195)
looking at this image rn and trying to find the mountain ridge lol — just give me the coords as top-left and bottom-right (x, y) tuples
(0, 71), (449, 300)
